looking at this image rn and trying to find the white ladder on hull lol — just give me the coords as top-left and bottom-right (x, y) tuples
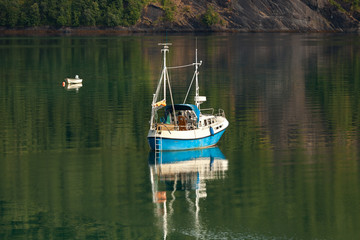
(155, 133), (162, 164)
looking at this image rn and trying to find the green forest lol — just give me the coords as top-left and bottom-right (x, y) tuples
(0, 0), (146, 27)
(1, 0), (360, 30)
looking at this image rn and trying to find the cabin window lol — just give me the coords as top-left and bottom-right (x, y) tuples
(204, 120), (207, 126)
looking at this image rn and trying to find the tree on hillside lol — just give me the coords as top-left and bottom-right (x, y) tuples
(72, 0), (101, 26)
(123, 0), (142, 25)
(28, 3), (41, 26)
(0, 0), (21, 27)
(0, 0), (144, 27)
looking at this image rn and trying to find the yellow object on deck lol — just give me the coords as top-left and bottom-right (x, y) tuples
(153, 99), (166, 107)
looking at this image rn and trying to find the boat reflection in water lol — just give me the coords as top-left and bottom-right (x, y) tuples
(66, 83), (83, 92)
(149, 147), (228, 239)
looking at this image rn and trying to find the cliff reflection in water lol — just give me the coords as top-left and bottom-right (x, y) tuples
(148, 147), (228, 239)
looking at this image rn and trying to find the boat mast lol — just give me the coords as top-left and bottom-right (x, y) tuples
(161, 44), (169, 101)
(194, 46), (204, 109)
(160, 43), (177, 126)
(195, 48), (199, 108)
(150, 44), (171, 129)
(150, 43), (177, 129)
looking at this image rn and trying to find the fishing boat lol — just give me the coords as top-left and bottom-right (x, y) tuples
(147, 43), (229, 151)
(65, 75), (83, 84)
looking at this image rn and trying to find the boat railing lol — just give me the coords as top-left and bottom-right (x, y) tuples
(202, 108), (225, 118)
(216, 109), (226, 118)
(201, 108), (214, 115)
(156, 123), (173, 133)
(156, 122), (198, 132)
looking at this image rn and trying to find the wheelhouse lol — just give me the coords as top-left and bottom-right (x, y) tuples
(155, 104), (200, 131)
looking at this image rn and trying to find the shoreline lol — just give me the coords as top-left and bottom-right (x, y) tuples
(0, 26), (351, 36)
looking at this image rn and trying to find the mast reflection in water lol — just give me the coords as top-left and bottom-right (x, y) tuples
(148, 147), (228, 239)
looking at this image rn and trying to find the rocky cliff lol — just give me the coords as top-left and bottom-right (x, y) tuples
(139, 0), (360, 32)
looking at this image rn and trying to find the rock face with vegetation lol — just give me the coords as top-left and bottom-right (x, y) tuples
(0, 0), (359, 32)
(141, 0), (360, 32)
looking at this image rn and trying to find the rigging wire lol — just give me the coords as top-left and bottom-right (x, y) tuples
(183, 71), (197, 104)
(167, 63), (196, 69)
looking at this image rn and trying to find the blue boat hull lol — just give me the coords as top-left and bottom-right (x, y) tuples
(148, 129), (226, 151)
(148, 147), (226, 164)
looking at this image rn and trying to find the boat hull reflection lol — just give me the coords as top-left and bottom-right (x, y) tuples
(148, 146), (226, 164)
(149, 147), (228, 239)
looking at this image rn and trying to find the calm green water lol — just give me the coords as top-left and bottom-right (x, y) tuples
(1, 34), (360, 240)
